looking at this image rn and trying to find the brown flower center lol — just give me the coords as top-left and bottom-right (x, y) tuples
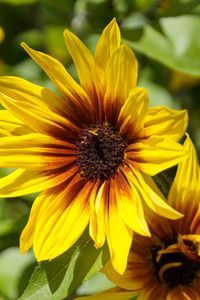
(76, 123), (127, 181)
(151, 236), (200, 288)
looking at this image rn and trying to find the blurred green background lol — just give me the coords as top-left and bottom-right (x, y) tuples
(0, 0), (200, 299)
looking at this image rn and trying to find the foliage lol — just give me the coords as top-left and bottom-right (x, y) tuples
(0, 0), (200, 299)
(19, 230), (109, 300)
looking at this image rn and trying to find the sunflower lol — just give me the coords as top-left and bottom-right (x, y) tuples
(82, 135), (200, 299)
(0, 19), (187, 274)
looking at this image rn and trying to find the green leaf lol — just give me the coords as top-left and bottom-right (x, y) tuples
(123, 15), (200, 76)
(0, 248), (34, 300)
(77, 272), (114, 296)
(159, 0), (199, 17)
(19, 230), (109, 300)
(122, 12), (148, 30)
(138, 78), (179, 109)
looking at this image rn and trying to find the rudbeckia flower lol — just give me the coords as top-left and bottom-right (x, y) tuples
(0, 19), (187, 274)
(0, 27), (4, 43)
(84, 135), (200, 299)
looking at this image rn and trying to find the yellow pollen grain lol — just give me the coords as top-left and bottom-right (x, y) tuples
(88, 128), (98, 135)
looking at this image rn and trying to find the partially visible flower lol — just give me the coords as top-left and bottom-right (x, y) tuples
(170, 70), (200, 92)
(159, 0), (171, 12)
(0, 19), (187, 274)
(0, 27), (5, 43)
(80, 135), (200, 299)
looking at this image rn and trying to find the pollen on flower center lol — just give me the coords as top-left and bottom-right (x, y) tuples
(151, 238), (200, 288)
(76, 123), (127, 181)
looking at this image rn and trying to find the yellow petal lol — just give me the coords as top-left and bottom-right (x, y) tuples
(181, 286), (200, 300)
(95, 18), (121, 69)
(0, 133), (76, 169)
(147, 285), (168, 299)
(166, 286), (199, 300)
(20, 192), (48, 253)
(104, 45), (138, 123)
(21, 184), (68, 255)
(114, 171), (150, 236)
(102, 180), (133, 274)
(0, 165), (77, 198)
(33, 175), (91, 260)
(21, 43), (93, 124)
(136, 283), (159, 300)
(104, 260), (148, 291)
(127, 136), (187, 176)
(0, 75), (63, 115)
(63, 29), (104, 120)
(168, 134), (200, 213)
(0, 93), (80, 140)
(0, 27), (4, 43)
(89, 181), (106, 248)
(21, 174), (84, 255)
(75, 287), (136, 300)
(144, 106), (188, 141)
(118, 87), (149, 140)
(0, 109), (31, 137)
(126, 165), (183, 220)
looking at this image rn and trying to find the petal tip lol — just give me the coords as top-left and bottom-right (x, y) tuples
(19, 247), (26, 255)
(19, 240), (29, 255)
(20, 41), (28, 50)
(20, 42), (32, 55)
(110, 17), (118, 27)
(168, 210), (184, 220)
(63, 28), (74, 42)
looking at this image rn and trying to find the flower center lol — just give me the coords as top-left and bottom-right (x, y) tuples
(76, 123), (127, 181)
(151, 236), (200, 288)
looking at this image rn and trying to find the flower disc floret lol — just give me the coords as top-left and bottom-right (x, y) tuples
(151, 237), (200, 288)
(76, 123), (127, 181)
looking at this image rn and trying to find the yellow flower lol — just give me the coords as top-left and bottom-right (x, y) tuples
(0, 19), (188, 274)
(85, 135), (200, 299)
(0, 27), (4, 43)
(170, 70), (200, 92)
